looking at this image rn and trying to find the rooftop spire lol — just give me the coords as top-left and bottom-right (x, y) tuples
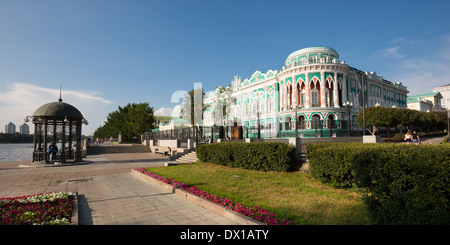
(58, 84), (63, 102)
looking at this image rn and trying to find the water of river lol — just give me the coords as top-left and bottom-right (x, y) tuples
(0, 143), (34, 162)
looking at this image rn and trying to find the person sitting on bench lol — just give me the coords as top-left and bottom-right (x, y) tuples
(48, 142), (58, 162)
(163, 147), (172, 156)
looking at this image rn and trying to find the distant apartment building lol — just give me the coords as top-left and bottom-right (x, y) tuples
(5, 122), (16, 134)
(433, 83), (450, 109)
(20, 123), (30, 134)
(407, 92), (445, 112)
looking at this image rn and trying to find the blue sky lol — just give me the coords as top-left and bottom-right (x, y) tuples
(1, 0), (450, 135)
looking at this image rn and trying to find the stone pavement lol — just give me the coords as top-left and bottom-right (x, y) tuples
(0, 153), (238, 225)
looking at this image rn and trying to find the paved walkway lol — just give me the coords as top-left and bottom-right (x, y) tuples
(0, 153), (238, 225)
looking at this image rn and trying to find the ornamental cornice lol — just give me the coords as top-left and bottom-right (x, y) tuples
(277, 63), (349, 81)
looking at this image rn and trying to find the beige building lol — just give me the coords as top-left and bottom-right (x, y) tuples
(407, 92), (445, 112)
(433, 83), (450, 109)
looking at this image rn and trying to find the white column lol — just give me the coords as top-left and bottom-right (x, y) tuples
(334, 72), (339, 107)
(293, 77), (297, 107)
(320, 72), (326, 107)
(305, 73), (310, 108)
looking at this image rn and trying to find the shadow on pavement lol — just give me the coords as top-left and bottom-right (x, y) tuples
(77, 194), (93, 225)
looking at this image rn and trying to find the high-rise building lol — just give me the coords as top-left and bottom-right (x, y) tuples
(5, 122), (16, 134)
(20, 123), (30, 134)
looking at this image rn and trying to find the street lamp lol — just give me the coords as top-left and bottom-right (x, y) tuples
(351, 69), (366, 135)
(345, 101), (353, 137)
(257, 102), (261, 139)
(447, 108), (450, 140)
(295, 106), (298, 138)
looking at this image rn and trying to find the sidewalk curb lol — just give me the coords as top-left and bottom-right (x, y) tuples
(130, 169), (265, 225)
(71, 194), (79, 225)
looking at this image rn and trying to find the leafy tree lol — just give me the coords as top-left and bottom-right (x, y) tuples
(398, 109), (421, 131)
(357, 106), (399, 135)
(94, 102), (155, 142)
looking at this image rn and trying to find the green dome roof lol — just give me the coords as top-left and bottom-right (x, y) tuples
(285, 47), (339, 65)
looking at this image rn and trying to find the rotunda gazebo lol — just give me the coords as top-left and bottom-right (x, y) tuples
(25, 97), (88, 163)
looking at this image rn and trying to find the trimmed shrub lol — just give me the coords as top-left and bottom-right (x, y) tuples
(195, 142), (298, 172)
(306, 143), (369, 188)
(354, 144), (450, 225)
(307, 143), (450, 224)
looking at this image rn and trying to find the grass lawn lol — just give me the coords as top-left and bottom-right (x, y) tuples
(146, 162), (369, 225)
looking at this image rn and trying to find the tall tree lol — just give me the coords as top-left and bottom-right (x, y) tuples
(357, 106), (399, 135)
(94, 102), (155, 142)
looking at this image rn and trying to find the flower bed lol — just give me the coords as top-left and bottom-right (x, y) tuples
(134, 168), (292, 225)
(0, 192), (75, 225)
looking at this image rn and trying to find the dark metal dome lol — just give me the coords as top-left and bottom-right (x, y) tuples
(32, 100), (83, 119)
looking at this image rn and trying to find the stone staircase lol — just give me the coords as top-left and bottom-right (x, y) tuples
(175, 151), (198, 164)
(165, 151), (199, 166)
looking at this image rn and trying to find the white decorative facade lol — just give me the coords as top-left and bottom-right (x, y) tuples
(433, 83), (450, 109)
(407, 92), (445, 112)
(203, 47), (409, 138)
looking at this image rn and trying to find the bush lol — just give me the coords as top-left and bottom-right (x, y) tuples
(306, 143), (450, 224)
(354, 144), (450, 225)
(195, 142), (298, 172)
(443, 135), (449, 144)
(306, 143), (369, 188)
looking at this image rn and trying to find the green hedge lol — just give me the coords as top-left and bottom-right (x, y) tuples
(306, 143), (450, 224)
(195, 142), (298, 172)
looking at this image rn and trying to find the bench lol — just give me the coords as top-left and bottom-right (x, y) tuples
(153, 146), (175, 156)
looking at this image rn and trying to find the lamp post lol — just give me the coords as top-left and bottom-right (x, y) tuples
(257, 102), (261, 139)
(295, 106), (298, 138)
(345, 101), (353, 137)
(351, 69), (366, 135)
(447, 108), (449, 140)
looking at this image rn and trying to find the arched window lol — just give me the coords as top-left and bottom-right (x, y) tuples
(298, 115), (306, 130)
(325, 79), (334, 107)
(311, 115), (321, 129)
(288, 84), (293, 108)
(258, 99), (265, 114)
(328, 114), (335, 129)
(285, 116), (292, 130)
(310, 79), (320, 107)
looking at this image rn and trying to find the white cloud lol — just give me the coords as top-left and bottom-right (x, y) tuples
(0, 83), (114, 135)
(372, 35), (450, 96)
(154, 105), (182, 118)
(376, 46), (406, 59)
(154, 107), (173, 117)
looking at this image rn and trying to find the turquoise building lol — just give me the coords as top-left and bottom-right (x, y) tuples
(203, 47), (408, 138)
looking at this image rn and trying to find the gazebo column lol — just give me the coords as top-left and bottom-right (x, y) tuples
(43, 120), (48, 162)
(61, 119), (66, 163)
(53, 120), (57, 146)
(33, 123), (37, 153)
(68, 121), (72, 159)
(75, 121), (82, 162)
